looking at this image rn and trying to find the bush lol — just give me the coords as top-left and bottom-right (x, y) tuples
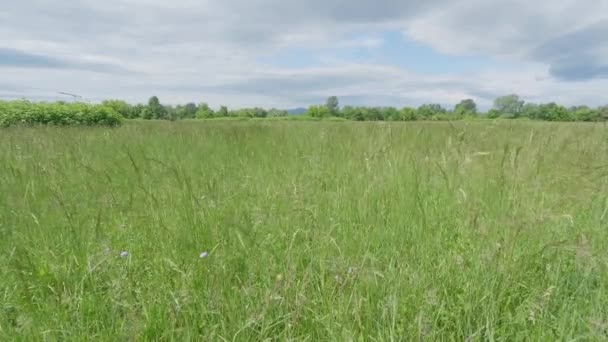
(0, 100), (122, 127)
(307, 105), (331, 118)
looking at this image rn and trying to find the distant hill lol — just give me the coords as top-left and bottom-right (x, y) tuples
(286, 107), (307, 115)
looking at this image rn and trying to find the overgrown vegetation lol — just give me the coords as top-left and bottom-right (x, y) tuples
(1, 121), (608, 339)
(102, 98), (290, 121)
(103, 94), (608, 122)
(0, 100), (122, 127)
(2, 93), (607, 126)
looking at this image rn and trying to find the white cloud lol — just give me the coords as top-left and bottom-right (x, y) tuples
(405, 0), (608, 80)
(1, 0), (608, 108)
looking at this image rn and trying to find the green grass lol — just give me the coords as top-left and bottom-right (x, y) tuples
(1, 121), (608, 340)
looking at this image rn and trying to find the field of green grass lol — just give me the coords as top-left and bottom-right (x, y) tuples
(1, 121), (608, 340)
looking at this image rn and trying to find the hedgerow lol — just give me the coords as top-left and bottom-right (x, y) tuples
(0, 100), (122, 127)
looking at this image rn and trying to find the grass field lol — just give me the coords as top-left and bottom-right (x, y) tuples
(1, 120), (608, 340)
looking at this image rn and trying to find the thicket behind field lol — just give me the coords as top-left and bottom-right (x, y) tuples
(0, 101), (122, 127)
(1, 121), (607, 340)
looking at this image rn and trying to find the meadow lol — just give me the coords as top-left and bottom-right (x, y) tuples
(1, 120), (608, 340)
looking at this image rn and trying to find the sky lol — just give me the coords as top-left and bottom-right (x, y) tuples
(1, 0), (608, 110)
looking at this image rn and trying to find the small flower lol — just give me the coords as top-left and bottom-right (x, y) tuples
(199, 251), (209, 259)
(454, 254), (464, 267)
(119, 251), (129, 258)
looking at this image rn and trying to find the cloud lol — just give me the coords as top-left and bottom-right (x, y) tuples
(1, 0), (608, 108)
(405, 0), (608, 80)
(531, 20), (608, 80)
(0, 48), (130, 74)
(0, 48), (68, 68)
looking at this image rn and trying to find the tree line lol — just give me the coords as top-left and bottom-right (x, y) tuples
(309, 95), (608, 122)
(2, 94), (608, 127)
(102, 96), (289, 120)
(105, 95), (608, 122)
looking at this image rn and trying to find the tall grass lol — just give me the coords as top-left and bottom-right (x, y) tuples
(1, 121), (608, 340)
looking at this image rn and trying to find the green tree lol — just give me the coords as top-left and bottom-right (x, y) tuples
(600, 106), (608, 121)
(102, 100), (133, 118)
(417, 104), (446, 119)
(164, 105), (179, 121)
(535, 103), (571, 121)
(454, 99), (477, 116)
(326, 96), (339, 116)
(143, 96), (168, 120)
(382, 107), (400, 121)
(308, 105), (330, 118)
(521, 103), (540, 119)
(217, 106), (229, 117)
(177, 103), (198, 119)
(128, 104), (143, 118)
(399, 107), (417, 121)
(196, 103), (215, 118)
(234, 108), (255, 118)
(142, 108), (152, 120)
(569, 106), (600, 122)
(254, 108), (268, 118)
(362, 107), (383, 121)
(340, 106), (358, 120)
(493, 94), (524, 118)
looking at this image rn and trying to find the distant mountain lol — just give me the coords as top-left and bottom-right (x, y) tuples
(286, 107), (307, 115)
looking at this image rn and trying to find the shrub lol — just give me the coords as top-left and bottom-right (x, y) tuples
(307, 105), (331, 118)
(0, 100), (122, 127)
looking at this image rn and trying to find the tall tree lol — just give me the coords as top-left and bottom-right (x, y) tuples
(417, 104), (446, 119)
(164, 105), (178, 121)
(178, 102), (198, 119)
(326, 96), (339, 116)
(493, 94), (524, 117)
(521, 103), (540, 119)
(132, 104), (144, 118)
(196, 103), (215, 118)
(143, 96), (168, 120)
(217, 106), (229, 117)
(454, 99), (477, 116)
(601, 105), (608, 121)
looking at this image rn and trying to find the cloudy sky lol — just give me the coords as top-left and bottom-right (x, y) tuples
(2, 0), (608, 109)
